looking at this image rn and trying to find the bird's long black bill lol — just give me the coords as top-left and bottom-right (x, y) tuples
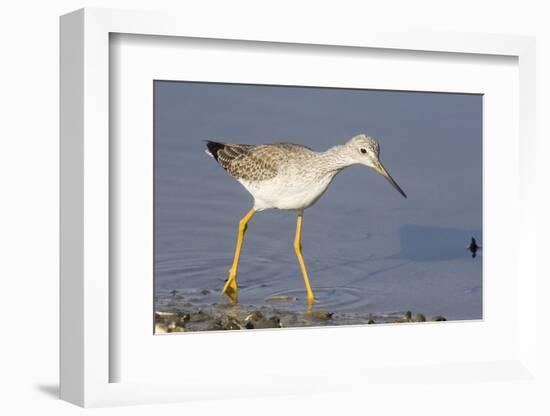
(374, 160), (407, 198)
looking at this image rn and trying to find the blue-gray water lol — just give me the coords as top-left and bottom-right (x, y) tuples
(154, 81), (482, 321)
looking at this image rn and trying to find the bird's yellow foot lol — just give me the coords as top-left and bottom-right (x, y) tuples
(221, 272), (239, 303)
(305, 296), (319, 314)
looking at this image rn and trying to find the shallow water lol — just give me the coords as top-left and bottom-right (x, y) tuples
(154, 288), (439, 333)
(154, 82), (482, 325)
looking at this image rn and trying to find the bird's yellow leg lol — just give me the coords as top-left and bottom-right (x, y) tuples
(294, 213), (315, 304)
(222, 208), (256, 303)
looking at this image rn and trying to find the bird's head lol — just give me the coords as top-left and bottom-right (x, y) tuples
(344, 134), (407, 198)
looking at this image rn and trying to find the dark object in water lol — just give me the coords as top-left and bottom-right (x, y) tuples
(468, 237), (481, 258)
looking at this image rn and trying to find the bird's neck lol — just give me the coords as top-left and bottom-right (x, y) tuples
(316, 145), (353, 174)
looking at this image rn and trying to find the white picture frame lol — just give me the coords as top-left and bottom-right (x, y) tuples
(60, 7), (538, 408)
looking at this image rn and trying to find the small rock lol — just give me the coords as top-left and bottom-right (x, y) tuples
(431, 315), (447, 322)
(167, 322), (185, 333)
(155, 311), (176, 318)
(367, 319), (375, 324)
(155, 323), (168, 334)
(176, 312), (190, 322)
(307, 310), (333, 320)
(253, 316), (281, 329)
(155, 311), (176, 325)
(244, 310), (265, 323)
(200, 289), (211, 295)
(206, 319), (224, 331)
(404, 311), (412, 321)
(220, 315), (243, 330)
(168, 326), (185, 333)
(266, 295), (298, 303)
(268, 316), (282, 327)
(414, 313), (426, 322)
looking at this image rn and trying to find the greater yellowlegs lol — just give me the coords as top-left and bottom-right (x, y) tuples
(205, 134), (407, 304)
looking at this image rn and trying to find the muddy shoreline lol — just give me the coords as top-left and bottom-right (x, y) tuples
(154, 289), (446, 333)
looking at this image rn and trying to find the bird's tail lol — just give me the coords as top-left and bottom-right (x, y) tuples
(204, 140), (225, 162)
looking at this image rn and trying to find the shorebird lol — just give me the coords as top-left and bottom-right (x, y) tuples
(205, 134), (407, 304)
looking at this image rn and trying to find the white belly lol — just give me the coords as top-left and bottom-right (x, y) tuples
(238, 173), (337, 211)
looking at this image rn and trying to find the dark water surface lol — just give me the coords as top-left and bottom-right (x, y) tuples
(154, 82), (482, 324)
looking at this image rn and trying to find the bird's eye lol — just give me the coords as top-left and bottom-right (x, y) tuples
(360, 148), (367, 154)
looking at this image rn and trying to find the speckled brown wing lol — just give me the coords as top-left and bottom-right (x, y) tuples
(206, 141), (313, 182)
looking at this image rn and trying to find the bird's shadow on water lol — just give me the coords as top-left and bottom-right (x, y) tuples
(324, 224), (480, 272)
(390, 224), (482, 262)
(341, 224), (481, 286)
